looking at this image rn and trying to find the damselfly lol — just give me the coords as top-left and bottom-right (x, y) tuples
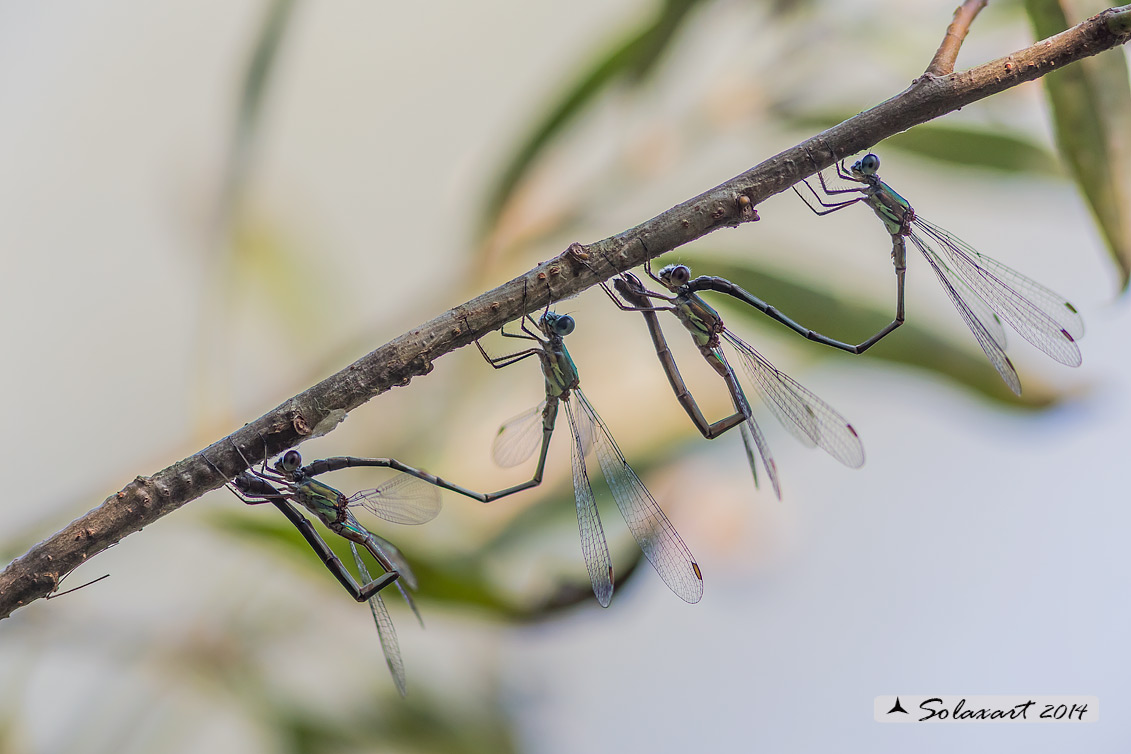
(212, 448), (441, 696)
(599, 263), (864, 499)
(288, 309), (705, 607)
(793, 152), (1083, 394)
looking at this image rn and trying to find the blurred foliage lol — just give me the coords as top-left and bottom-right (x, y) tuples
(477, 0), (707, 242)
(229, 212), (338, 339)
(477, 0), (815, 243)
(782, 115), (1061, 175)
(218, 0), (298, 231)
(256, 694), (519, 754)
(1024, 0), (1131, 289)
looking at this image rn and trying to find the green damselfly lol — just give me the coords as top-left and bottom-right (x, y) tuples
(792, 152), (1083, 394)
(218, 448), (441, 696)
(283, 309), (705, 607)
(479, 308), (703, 606)
(599, 263), (864, 499)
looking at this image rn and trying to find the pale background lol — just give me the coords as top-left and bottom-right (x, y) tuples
(1, 1), (1128, 752)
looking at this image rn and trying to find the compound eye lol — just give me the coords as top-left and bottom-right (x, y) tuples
(859, 153), (880, 174)
(670, 265), (690, 285)
(280, 450), (302, 472)
(553, 314), (575, 336)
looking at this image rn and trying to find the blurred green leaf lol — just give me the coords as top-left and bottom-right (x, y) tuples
(880, 126), (1059, 175)
(212, 507), (329, 567)
(783, 112), (1059, 174)
(208, 501), (626, 621)
(259, 689), (519, 754)
(681, 252), (1065, 407)
(211, 507), (518, 613)
(376, 690), (520, 754)
(478, 0), (705, 244)
(230, 214), (335, 337)
(219, 0), (298, 226)
(1025, 0), (1131, 288)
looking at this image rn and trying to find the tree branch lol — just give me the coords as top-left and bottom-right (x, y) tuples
(2, 4), (1129, 620)
(926, 0), (989, 76)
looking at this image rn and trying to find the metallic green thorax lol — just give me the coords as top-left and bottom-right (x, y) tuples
(672, 290), (732, 378)
(864, 178), (914, 237)
(673, 291), (725, 350)
(539, 337), (580, 399)
(293, 477), (369, 544)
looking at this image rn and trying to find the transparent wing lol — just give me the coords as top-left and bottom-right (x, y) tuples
(910, 232), (1022, 395)
(356, 529), (422, 625)
(732, 344), (817, 451)
(723, 333), (865, 469)
(392, 580), (422, 628)
(902, 233), (1008, 352)
(492, 401), (547, 468)
(351, 543), (406, 697)
(348, 473), (441, 525)
(913, 217), (1083, 364)
(366, 531), (418, 593)
(738, 423), (759, 489)
(719, 351), (781, 498)
(741, 417), (781, 501)
(574, 391), (704, 604)
(564, 399), (614, 607)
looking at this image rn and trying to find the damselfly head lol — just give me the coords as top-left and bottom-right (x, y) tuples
(277, 450), (303, 473)
(852, 153), (880, 177)
(658, 264), (691, 289)
(540, 311), (575, 337)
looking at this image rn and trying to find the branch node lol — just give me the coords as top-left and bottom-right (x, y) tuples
(736, 194), (760, 223)
(924, 0), (988, 77)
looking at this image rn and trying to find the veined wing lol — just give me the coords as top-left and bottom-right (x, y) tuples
(359, 530), (422, 625)
(564, 399), (614, 607)
(575, 390), (704, 604)
(741, 417), (781, 500)
(348, 473), (441, 525)
(351, 543), (406, 697)
(718, 350), (781, 498)
(366, 531), (418, 591)
(723, 335), (816, 448)
(913, 217), (1082, 365)
(723, 333), (865, 469)
(911, 232), (1022, 395)
(492, 402), (546, 468)
(905, 233), (1009, 352)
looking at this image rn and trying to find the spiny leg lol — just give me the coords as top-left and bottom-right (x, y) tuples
(793, 178), (863, 214)
(466, 311), (543, 368)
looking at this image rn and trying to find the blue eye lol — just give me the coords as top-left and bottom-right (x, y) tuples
(856, 153), (880, 175)
(553, 314), (575, 336)
(659, 264), (689, 287)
